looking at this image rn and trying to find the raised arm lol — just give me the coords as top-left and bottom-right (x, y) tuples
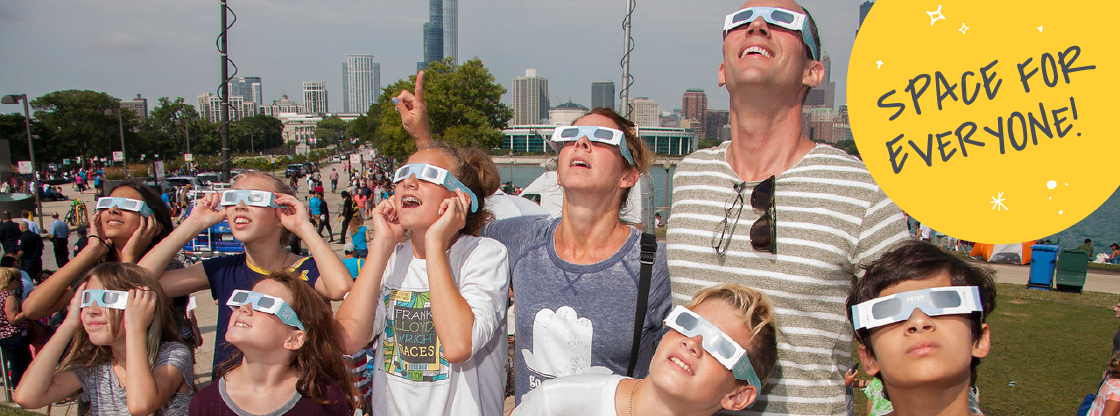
(335, 199), (404, 353)
(392, 70), (433, 149)
(138, 193), (226, 277)
(14, 283), (86, 409)
(21, 224), (110, 321)
(123, 287), (185, 416)
(274, 194), (352, 300)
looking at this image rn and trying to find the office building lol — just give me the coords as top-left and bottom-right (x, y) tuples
(858, 1), (875, 35)
(228, 76), (263, 108)
(197, 92), (257, 123)
(705, 110), (730, 140)
(342, 54), (380, 114)
(443, 0), (457, 65)
(418, 0), (444, 71)
(682, 89), (708, 138)
(261, 95), (304, 118)
(629, 97), (660, 127)
(549, 102), (590, 126)
(511, 69), (549, 125)
(119, 94), (148, 120)
(591, 80), (615, 110)
(303, 82), (328, 115)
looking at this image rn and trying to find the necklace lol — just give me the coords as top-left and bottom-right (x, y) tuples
(629, 379), (642, 416)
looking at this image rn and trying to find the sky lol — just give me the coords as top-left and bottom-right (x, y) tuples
(0, 0), (867, 116)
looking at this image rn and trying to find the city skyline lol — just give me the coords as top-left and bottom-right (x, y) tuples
(0, 1), (866, 116)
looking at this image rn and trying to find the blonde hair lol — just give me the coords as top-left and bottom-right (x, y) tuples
(0, 267), (17, 289)
(60, 263), (181, 372)
(686, 283), (779, 386)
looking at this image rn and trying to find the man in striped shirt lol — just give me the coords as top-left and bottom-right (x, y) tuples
(667, 1), (910, 415)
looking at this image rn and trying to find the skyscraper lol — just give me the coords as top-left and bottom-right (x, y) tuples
(303, 82), (328, 115)
(858, 1), (875, 35)
(442, 0), (457, 65)
(419, 0), (444, 72)
(342, 54), (380, 114)
(228, 76), (263, 108)
(629, 97), (660, 127)
(682, 89), (708, 138)
(511, 69), (549, 125)
(591, 80), (615, 111)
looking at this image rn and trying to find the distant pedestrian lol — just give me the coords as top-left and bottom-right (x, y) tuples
(19, 210), (38, 235)
(316, 192), (333, 243)
(337, 191), (357, 245)
(48, 212), (69, 267)
(1080, 238), (1095, 258)
(0, 267), (31, 389)
(72, 225), (89, 257)
(15, 222), (42, 281)
(330, 168), (339, 193)
(0, 212), (21, 254)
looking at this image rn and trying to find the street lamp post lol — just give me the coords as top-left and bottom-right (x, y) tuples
(105, 107), (130, 178)
(2, 94), (45, 231)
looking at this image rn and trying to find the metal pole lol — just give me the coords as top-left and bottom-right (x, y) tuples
(117, 108), (129, 178)
(219, 0), (231, 182)
(20, 99), (43, 231)
(620, 0), (635, 119)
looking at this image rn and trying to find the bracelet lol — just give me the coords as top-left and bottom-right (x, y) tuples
(89, 235), (108, 247)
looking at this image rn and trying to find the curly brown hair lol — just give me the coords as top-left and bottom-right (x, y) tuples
(216, 270), (359, 412)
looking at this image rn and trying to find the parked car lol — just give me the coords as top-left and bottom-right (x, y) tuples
(331, 155), (342, 163)
(286, 164), (304, 178)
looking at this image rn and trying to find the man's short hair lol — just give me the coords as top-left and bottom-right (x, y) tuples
(2, 211), (10, 220)
(1086, 238), (1093, 244)
(847, 241), (997, 386)
(51, 212), (59, 219)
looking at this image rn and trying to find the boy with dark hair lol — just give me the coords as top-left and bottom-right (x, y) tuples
(847, 241), (996, 416)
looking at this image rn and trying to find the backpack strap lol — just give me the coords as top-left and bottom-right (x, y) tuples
(627, 232), (657, 377)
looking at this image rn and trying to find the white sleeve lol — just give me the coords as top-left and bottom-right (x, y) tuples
(454, 238), (510, 356)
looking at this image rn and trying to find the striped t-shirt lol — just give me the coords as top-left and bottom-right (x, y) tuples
(667, 142), (909, 416)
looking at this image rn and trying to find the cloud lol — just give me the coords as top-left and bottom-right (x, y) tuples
(92, 32), (145, 52)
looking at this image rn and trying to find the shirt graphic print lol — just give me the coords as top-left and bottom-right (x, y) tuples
(383, 289), (449, 382)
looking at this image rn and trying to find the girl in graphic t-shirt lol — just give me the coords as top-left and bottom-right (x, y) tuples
(139, 172), (353, 374)
(14, 262), (194, 415)
(335, 141), (510, 416)
(189, 270), (357, 415)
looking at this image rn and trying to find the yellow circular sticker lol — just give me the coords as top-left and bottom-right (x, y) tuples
(849, 0), (1119, 244)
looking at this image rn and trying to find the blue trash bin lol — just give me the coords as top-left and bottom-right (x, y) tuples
(1028, 244), (1060, 289)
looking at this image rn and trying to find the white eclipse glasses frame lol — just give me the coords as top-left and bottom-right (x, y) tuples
(549, 126), (635, 166)
(226, 289), (304, 331)
(220, 190), (279, 208)
(81, 289), (130, 310)
(850, 286), (984, 331)
(722, 7), (820, 61)
(392, 163), (479, 213)
(664, 305), (763, 394)
(96, 197), (154, 217)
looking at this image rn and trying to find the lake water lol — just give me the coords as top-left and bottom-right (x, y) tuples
(499, 163), (1120, 254)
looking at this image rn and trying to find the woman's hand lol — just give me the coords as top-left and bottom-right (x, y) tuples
(82, 212), (112, 258)
(393, 70), (432, 147)
(427, 190), (470, 252)
(369, 198), (406, 249)
(119, 215), (162, 263)
(123, 287), (156, 335)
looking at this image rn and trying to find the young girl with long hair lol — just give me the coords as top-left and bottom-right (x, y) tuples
(189, 270), (357, 415)
(21, 181), (171, 322)
(14, 262), (194, 415)
(335, 141), (509, 416)
(140, 172), (353, 374)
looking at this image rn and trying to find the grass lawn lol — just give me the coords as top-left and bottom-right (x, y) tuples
(0, 406), (37, 416)
(854, 283), (1117, 416)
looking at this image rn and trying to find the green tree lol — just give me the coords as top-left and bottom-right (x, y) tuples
(30, 90), (141, 164)
(835, 139), (861, 159)
(233, 114), (284, 153)
(315, 116), (349, 149)
(0, 113), (32, 162)
(347, 104), (381, 146)
(377, 58), (513, 159)
(143, 97), (200, 158)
